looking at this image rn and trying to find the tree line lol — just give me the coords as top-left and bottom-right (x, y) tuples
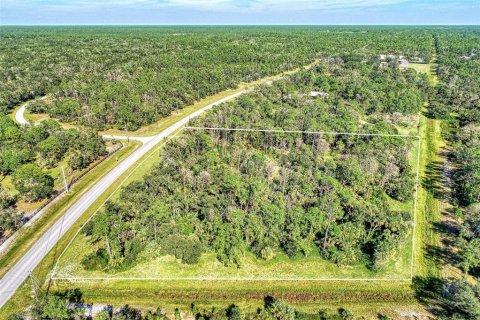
(8, 288), (363, 320)
(429, 28), (480, 279)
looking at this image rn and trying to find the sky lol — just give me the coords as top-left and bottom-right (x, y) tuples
(0, 0), (479, 25)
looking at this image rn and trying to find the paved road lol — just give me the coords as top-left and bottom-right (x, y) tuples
(15, 103), (30, 125)
(14, 96), (49, 125)
(14, 99), (150, 143)
(0, 89), (248, 308)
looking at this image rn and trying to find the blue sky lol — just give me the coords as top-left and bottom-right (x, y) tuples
(1, 0), (479, 25)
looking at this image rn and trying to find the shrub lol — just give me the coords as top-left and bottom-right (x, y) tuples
(13, 163), (54, 201)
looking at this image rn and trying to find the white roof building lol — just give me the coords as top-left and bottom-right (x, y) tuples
(310, 91), (329, 98)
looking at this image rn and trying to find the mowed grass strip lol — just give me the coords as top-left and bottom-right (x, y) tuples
(1, 278), (418, 319)
(44, 279), (424, 319)
(46, 281), (423, 319)
(413, 57), (442, 278)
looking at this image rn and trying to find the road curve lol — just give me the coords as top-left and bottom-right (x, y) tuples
(0, 89), (248, 308)
(15, 103), (30, 126)
(14, 99), (150, 143)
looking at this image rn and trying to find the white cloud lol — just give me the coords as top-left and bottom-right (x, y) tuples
(2, 0), (413, 12)
(152, 0), (411, 12)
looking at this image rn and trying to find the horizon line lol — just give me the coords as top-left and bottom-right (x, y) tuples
(1, 23), (479, 26)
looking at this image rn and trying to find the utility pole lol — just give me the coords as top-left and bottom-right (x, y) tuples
(29, 272), (40, 302)
(61, 165), (69, 193)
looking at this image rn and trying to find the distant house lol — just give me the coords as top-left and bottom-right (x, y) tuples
(411, 56), (424, 63)
(399, 58), (409, 67)
(310, 91), (329, 98)
(460, 52), (477, 60)
(379, 54), (397, 60)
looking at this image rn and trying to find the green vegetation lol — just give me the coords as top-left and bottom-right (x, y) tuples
(3, 26), (480, 320)
(12, 164), (54, 202)
(55, 54), (427, 282)
(0, 115), (106, 242)
(427, 29), (480, 279)
(410, 29), (480, 320)
(0, 26), (433, 131)
(0, 141), (139, 278)
(6, 290), (387, 320)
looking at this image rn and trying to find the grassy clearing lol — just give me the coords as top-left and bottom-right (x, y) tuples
(411, 54), (442, 278)
(408, 63), (430, 75)
(0, 141), (141, 278)
(55, 238), (411, 280)
(408, 57), (439, 87)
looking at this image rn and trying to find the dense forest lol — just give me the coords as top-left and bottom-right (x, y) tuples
(0, 26), (433, 130)
(429, 29), (480, 279)
(0, 116), (106, 240)
(81, 55), (427, 272)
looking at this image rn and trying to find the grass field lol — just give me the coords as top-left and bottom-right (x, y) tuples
(411, 54), (443, 279)
(408, 60), (439, 87)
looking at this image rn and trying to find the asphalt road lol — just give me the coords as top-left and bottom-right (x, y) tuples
(14, 98), (150, 143)
(0, 89), (247, 309)
(14, 96), (48, 126)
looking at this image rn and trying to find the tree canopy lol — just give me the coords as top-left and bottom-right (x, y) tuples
(83, 56), (423, 272)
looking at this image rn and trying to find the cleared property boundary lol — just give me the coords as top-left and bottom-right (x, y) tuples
(51, 126), (421, 283)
